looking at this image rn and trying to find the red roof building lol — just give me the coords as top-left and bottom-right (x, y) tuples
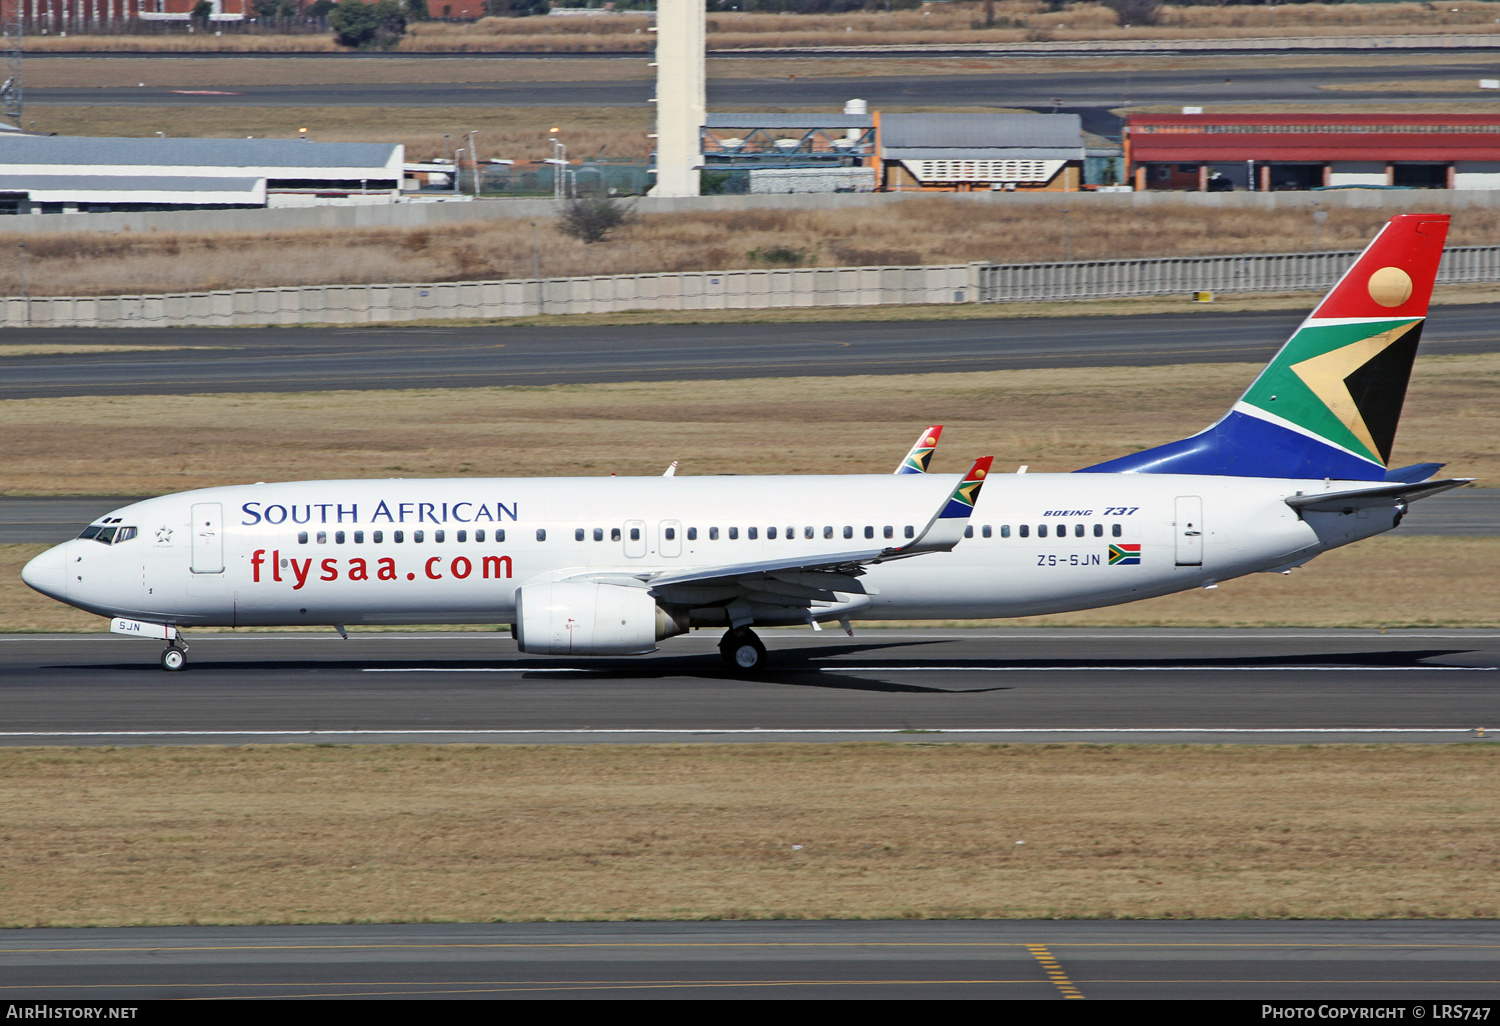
(1125, 113), (1500, 192)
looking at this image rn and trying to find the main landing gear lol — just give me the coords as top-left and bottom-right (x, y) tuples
(160, 642), (187, 672)
(719, 627), (767, 672)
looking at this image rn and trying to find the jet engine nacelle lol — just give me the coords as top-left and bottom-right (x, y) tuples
(514, 581), (688, 655)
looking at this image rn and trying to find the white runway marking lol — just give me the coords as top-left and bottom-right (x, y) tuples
(361, 665), (1496, 673)
(0, 727), (1483, 739)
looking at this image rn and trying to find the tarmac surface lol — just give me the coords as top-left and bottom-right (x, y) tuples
(26, 61), (1500, 121)
(5, 919), (1500, 999)
(1, 629), (1496, 745)
(3, 303), (1499, 401)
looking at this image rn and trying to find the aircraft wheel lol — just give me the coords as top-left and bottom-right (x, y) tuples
(719, 628), (766, 672)
(161, 647), (186, 672)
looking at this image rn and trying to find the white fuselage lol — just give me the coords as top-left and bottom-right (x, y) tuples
(24, 472), (1399, 630)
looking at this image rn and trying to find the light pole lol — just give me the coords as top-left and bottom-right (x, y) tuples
(467, 129), (479, 197)
(530, 221), (544, 315)
(550, 127), (566, 201)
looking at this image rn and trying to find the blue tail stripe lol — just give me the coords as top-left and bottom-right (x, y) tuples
(1076, 410), (1385, 481)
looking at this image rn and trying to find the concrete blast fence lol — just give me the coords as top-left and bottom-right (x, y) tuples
(1, 246), (1497, 329)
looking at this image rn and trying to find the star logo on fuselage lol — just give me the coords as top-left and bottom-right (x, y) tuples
(155, 526), (173, 543)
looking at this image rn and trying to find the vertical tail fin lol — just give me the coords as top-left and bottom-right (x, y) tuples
(895, 425), (943, 474)
(1079, 213), (1450, 481)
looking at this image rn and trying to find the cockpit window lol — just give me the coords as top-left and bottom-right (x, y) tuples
(78, 525), (102, 540)
(114, 526), (137, 543)
(94, 526), (117, 544)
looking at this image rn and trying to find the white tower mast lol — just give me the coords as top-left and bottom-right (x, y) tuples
(649, 0), (705, 199)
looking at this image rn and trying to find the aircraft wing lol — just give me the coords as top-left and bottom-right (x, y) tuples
(565, 457), (994, 596)
(1285, 478), (1472, 513)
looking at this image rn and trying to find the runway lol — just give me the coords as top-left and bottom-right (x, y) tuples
(2, 629), (1496, 744)
(26, 61), (1500, 114)
(5, 919), (1500, 999)
(3, 303), (1500, 401)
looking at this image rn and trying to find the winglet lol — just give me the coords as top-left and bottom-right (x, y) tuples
(895, 425), (943, 474)
(884, 456), (993, 558)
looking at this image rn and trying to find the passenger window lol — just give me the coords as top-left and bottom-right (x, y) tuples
(114, 526), (137, 543)
(435, 530), (445, 543)
(823, 526), (832, 539)
(536, 529), (547, 542)
(665, 527), (676, 541)
(787, 527), (795, 540)
(414, 530), (424, 543)
(629, 527), (640, 541)
(843, 526), (852, 539)
(394, 531), (404, 543)
(1000, 525), (1010, 538)
(373, 530), (384, 543)
(964, 525), (973, 539)
(335, 531), (345, 544)
(904, 525), (914, 539)
(748, 527), (758, 540)
(593, 528), (603, 541)
(982, 525), (992, 539)
(1112, 524), (1122, 538)
(1038, 524), (1047, 538)
(456, 530), (466, 543)
(612, 528), (621, 542)
(575, 528), (585, 542)
(354, 531), (365, 543)
(729, 527), (739, 540)
(1093, 524), (1103, 537)
(883, 526), (893, 539)
(317, 531), (327, 544)
(1074, 524), (1084, 538)
(865, 526), (874, 539)
(297, 531), (308, 544)
(79, 525), (102, 540)
(474, 529), (484, 543)
(710, 527), (719, 540)
(687, 527), (697, 541)
(1019, 524), (1029, 538)
(768, 527), (777, 540)
(497, 529), (505, 543)
(804, 527), (814, 540)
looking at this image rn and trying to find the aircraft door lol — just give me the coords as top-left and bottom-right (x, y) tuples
(659, 520), (682, 558)
(190, 502), (224, 574)
(623, 519), (647, 558)
(1174, 495), (1203, 567)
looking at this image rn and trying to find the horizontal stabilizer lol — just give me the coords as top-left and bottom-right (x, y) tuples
(1384, 462), (1445, 484)
(1285, 478), (1471, 513)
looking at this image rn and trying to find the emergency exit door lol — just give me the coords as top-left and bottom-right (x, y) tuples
(191, 502), (224, 574)
(1174, 495), (1203, 567)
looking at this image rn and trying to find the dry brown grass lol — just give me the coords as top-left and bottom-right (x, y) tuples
(23, 3), (1500, 53)
(5, 198), (1500, 297)
(30, 105), (653, 163)
(1, 742), (1496, 926)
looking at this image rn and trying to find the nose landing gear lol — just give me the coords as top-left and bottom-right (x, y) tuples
(160, 643), (187, 672)
(718, 627), (766, 671)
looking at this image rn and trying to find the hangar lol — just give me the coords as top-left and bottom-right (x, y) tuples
(0, 136), (404, 212)
(1126, 113), (1500, 192)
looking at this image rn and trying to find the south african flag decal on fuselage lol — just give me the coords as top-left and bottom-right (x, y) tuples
(1109, 544), (1141, 565)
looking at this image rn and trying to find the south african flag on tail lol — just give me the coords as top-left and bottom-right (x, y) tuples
(1109, 544), (1141, 565)
(939, 456), (993, 519)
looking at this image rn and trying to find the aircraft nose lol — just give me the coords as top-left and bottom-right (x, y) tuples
(21, 544), (67, 601)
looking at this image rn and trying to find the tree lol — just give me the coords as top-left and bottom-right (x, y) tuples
(556, 195), (631, 245)
(1102, 0), (1161, 26)
(190, 0), (213, 23)
(330, 0), (408, 50)
(307, 0), (337, 16)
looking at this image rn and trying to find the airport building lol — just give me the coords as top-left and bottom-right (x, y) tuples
(702, 108), (1109, 194)
(0, 136), (405, 213)
(1126, 113), (1500, 192)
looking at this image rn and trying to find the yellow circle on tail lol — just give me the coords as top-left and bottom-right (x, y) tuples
(1368, 265), (1413, 307)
